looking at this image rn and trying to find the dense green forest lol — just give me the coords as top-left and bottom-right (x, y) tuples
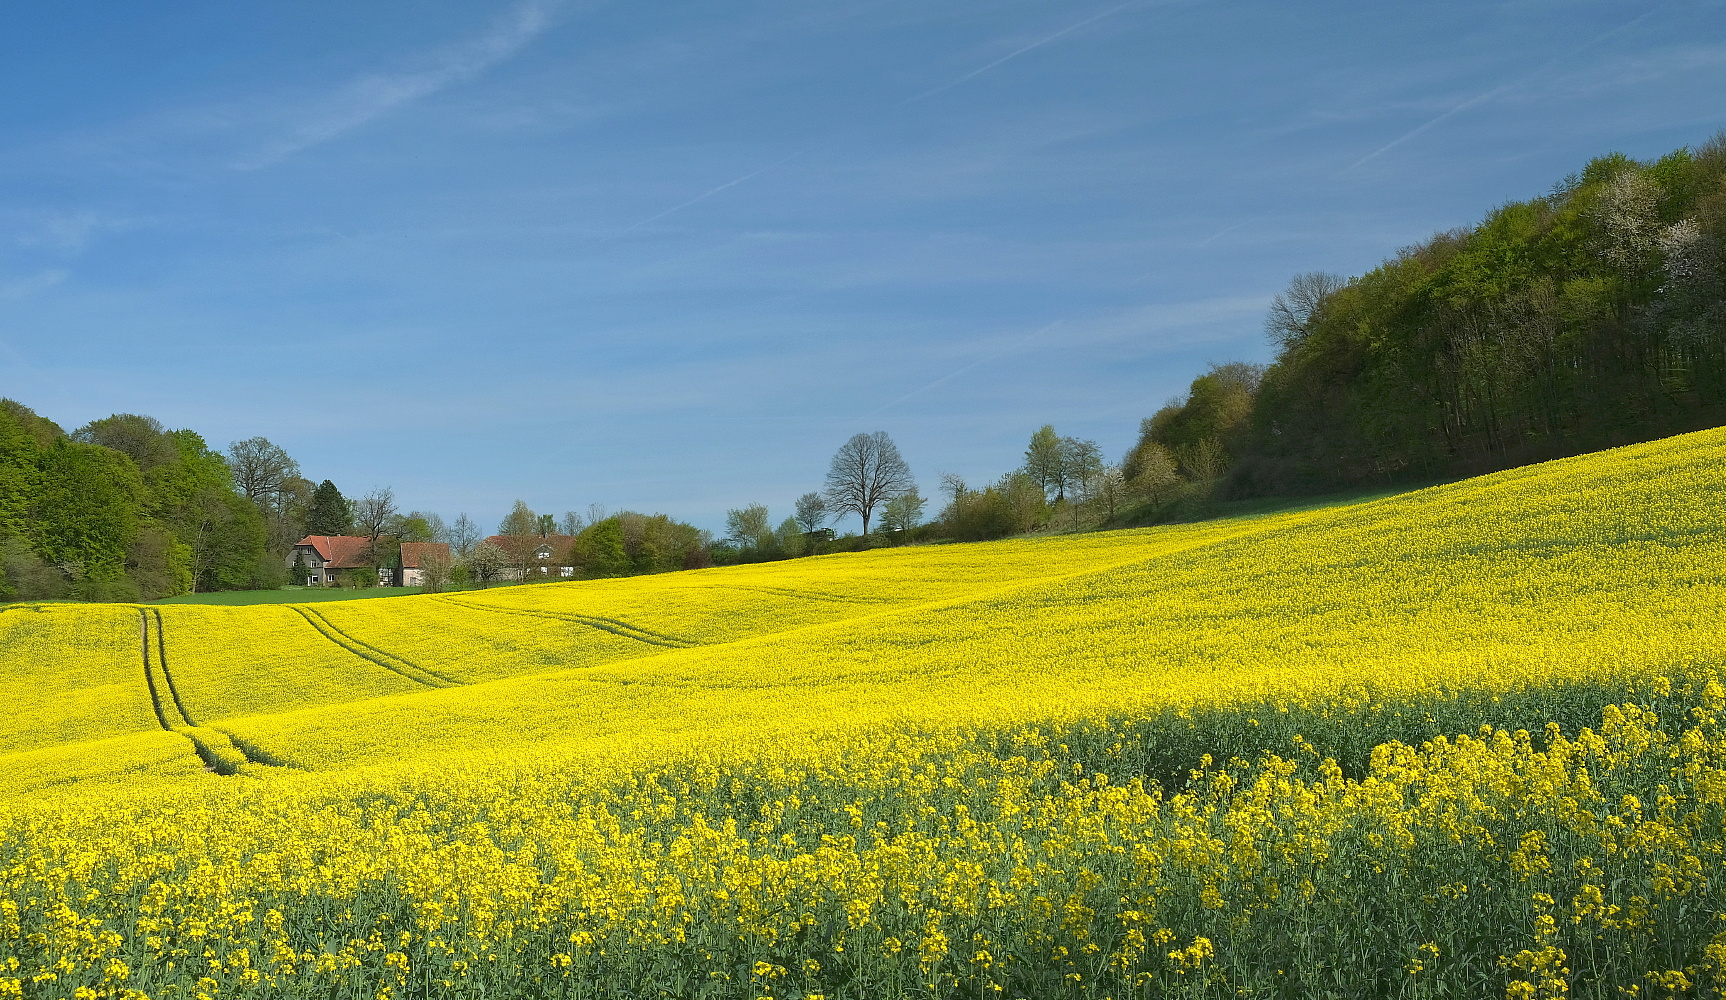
(1142, 133), (1726, 493)
(0, 403), (276, 600)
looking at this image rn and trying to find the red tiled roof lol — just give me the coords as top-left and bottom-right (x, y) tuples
(295, 535), (374, 569)
(399, 542), (450, 569)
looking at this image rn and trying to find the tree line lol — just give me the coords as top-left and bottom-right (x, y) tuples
(717, 135), (1726, 555)
(1148, 133), (1726, 496)
(713, 425), (1182, 558)
(0, 405), (717, 600)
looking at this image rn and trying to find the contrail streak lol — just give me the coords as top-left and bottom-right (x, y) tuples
(855, 324), (1054, 421)
(591, 2), (1148, 244)
(903, 1), (1142, 105)
(1196, 221), (1247, 247)
(1346, 2), (1669, 172)
(590, 147), (812, 246)
(1345, 86), (1512, 171)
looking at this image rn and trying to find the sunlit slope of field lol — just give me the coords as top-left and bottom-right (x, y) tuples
(0, 503), (1290, 791)
(279, 521), (1252, 687)
(8, 430), (1726, 1000)
(146, 530), (1179, 723)
(304, 596), (691, 683)
(105, 516), (1283, 773)
(193, 427), (1726, 776)
(0, 604), (156, 754)
(6, 427), (1723, 784)
(0, 730), (211, 799)
(453, 524), (1224, 644)
(153, 605), (432, 723)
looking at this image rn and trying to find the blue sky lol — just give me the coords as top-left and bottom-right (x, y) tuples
(2, 1), (1723, 534)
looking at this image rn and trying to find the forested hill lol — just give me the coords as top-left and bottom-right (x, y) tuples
(1147, 133), (1726, 496)
(0, 402), (272, 601)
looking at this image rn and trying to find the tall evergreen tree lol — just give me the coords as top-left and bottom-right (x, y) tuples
(306, 480), (352, 535)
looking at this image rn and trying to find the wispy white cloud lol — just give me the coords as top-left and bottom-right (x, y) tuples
(1050, 296), (1272, 351)
(0, 269), (69, 301)
(18, 211), (103, 252)
(853, 322), (1059, 422)
(1519, 42), (1726, 102)
(8, 209), (147, 257)
(1346, 2), (1673, 171)
(902, 0), (1150, 105)
(232, 0), (561, 170)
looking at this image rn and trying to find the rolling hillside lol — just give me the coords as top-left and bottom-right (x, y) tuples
(4, 428), (1726, 998)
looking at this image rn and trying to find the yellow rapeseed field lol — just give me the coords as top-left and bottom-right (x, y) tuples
(4, 428), (1726, 998)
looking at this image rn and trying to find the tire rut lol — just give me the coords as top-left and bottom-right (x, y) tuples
(151, 608), (198, 726)
(291, 605), (459, 687)
(139, 610), (172, 731)
(140, 608), (295, 775)
(697, 583), (894, 605)
(439, 597), (697, 649)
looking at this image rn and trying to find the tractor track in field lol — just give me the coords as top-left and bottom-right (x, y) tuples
(290, 605), (460, 687)
(149, 608), (197, 726)
(439, 597), (697, 649)
(696, 583), (895, 605)
(139, 609), (292, 775)
(139, 610), (172, 730)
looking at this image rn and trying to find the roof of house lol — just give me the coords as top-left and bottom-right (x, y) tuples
(295, 535), (373, 569)
(484, 534), (577, 559)
(399, 542), (451, 569)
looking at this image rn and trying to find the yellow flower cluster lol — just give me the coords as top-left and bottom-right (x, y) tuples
(1, 427), (1724, 997)
(8, 695), (1726, 998)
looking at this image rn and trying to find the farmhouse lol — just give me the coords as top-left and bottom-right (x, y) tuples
(398, 542), (451, 587)
(287, 535), (451, 587)
(485, 533), (578, 579)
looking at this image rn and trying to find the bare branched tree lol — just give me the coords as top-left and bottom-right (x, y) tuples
(226, 437), (302, 505)
(352, 488), (398, 552)
(449, 514), (479, 556)
(417, 511), (449, 545)
(1060, 438), (1103, 529)
(417, 549), (452, 593)
(1265, 272), (1345, 351)
(823, 431), (914, 535)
